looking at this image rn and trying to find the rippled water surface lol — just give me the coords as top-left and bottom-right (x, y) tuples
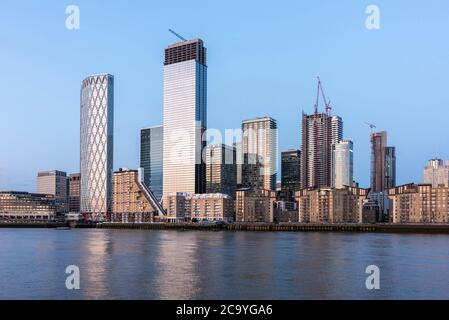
(0, 228), (448, 299)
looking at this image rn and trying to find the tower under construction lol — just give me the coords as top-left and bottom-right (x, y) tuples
(300, 78), (343, 189)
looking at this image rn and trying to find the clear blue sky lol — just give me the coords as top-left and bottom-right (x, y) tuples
(1, 0), (449, 191)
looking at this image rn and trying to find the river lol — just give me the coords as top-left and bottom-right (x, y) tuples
(0, 228), (448, 299)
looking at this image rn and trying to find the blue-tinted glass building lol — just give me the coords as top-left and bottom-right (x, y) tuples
(140, 125), (163, 201)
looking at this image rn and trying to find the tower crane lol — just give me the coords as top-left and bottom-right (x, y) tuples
(314, 76), (332, 116)
(364, 122), (377, 133)
(168, 29), (187, 42)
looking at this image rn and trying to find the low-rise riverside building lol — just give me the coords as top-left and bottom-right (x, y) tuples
(166, 193), (234, 223)
(111, 168), (164, 223)
(235, 188), (277, 223)
(388, 183), (449, 223)
(0, 191), (56, 221)
(295, 186), (369, 223)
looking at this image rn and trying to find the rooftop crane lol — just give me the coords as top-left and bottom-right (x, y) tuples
(168, 29), (187, 42)
(314, 76), (332, 116)
(364, 122), (377, 133)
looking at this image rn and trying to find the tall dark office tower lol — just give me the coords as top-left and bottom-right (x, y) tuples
(140, 125), (163, 201)
(385, 146), (396, 189)
(370, 131), (396, 192)
(242, 117), (278, 191)
(300, 112), (343, 189)
(80, 74), (114, 221)
(281, 149), (301, 193)
(205, 144), (237, 198)
(162, 39), (207, 205)
(68, 173), (80, 213)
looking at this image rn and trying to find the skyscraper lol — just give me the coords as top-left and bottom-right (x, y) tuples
(80, 74), (114, 221)
(423, 158), (449, 187)
(300, 112), (343, 189)
(370, 131), (387, 192)
(205, 144), (237, 198)
(370, 131), (396, 192)
(385, 146), (396, 189)
(37, 170), (68, 213)
(242, 117), (278, 191)
(140, 125), (163, 201)
(162, 38), (207, 205)
(68, 173), (80, 213)
(281, 149), (301, 193)
(233, 142), (243, 187)
(332, 140), (353, 189)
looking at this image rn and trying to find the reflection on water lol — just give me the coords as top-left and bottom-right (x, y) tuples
(154, 231), (201, 299)
(81, 230), (112, 300)
(0, 229), (449, 299)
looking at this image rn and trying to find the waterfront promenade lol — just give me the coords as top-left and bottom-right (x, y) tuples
(2, 221), (449, 234)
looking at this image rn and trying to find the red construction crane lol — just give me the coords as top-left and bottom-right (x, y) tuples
(314, 76), (332, 116)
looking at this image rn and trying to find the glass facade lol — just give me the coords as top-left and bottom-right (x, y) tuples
(385, 146), (396, 190)
(281, 149), (301, 193)
(332, 140), (353, 189)
(242, 117), (278, 191)
(140, 125), (163, 201)
(68, 173), (80, 213)
(80, 74), (114, 220)
(163, 39), (207, 205)
(205, 144), (237, 198)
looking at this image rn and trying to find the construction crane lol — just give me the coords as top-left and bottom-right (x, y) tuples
(168, 29), (187, 42)
(364, 122), (377, 133)
(314, 76), (332, 116)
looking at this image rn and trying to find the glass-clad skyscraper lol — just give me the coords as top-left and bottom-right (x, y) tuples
(281, 149), (301, 193)
(140, 125), (163, 201)
(242, 117), (278, 191)
(162, 39), (207, 205)
(332, 140), (353, 189)
(205, 143), (237, 198)
(80, 74), (114, 221)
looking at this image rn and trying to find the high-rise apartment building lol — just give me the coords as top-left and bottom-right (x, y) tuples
(140, 125), (163, 201)
(332, 140), (353, 189)
(370, 131), (396, 192)
(205, 144), (237, 198)
(36, 170), (68, 213)
(423, 158), (449, 187)
(80, 74), (114, 221)
(300, 112), (343, 189)
(68, 173), (80, 213)
(242, 117), (278, 191)
(162, 39), (207, 206)
(281, 149), (301, 193)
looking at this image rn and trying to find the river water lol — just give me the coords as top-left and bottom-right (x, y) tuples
(0, 228), (448, 299)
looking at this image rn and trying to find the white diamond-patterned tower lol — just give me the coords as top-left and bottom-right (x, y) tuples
(80, 74), (114, 221)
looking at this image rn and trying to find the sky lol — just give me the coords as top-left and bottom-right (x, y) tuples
(1, 0), (449, 191)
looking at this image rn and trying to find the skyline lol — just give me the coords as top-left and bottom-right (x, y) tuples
(1, 1), (449, 191)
